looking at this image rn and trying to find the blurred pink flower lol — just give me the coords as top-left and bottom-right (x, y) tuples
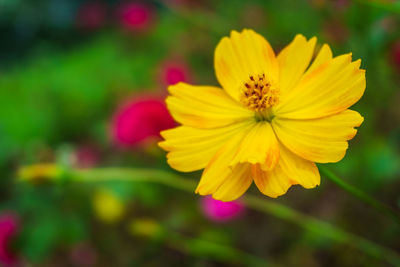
(0, 212), (19, 266)
(391, 41), (400, 71)
(158, 59), (192, 86)
(74, 145), (100, 168)
(200, 196), (245, 223)
(70, 242), (97, 266)
(112, 95), (175, 147)
(117, 2), (154, 31)
(76, 2), (106, 30)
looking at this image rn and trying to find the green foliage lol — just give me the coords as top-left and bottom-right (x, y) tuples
(0, 0), (399, 265)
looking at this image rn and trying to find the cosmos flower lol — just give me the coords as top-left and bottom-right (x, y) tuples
(158, 59), (192, 86)
(111, 95), (175, 147)
(92, 188), (124, 223)
(129, 218), (162, 239)
(390, 40), (400, 71)
(73, 145), (100, 168)
(159, 29), (365, 201)
(69, 242), (97, 266)
(0, 212), (19, 266)
(18, 164), (63, 183)
(200, 196), (244, 222)
(117, 2), (153, 32)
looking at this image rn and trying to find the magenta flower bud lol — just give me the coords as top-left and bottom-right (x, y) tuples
(111, 95), (175, 147)
(117, 2), (154, 31)
(391, 40), (400, 71)
(70, 242), (97, 266)
(200, 196), (245, 223)
(0, 212), (19, 266)
(158, 59), (192, 86)
(74, 145), (100, 168)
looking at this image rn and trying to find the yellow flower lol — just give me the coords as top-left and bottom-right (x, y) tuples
(92, 188), (125, 223)
(129, 218), (163, 239)
(159, 29), (365, 201)
(18, 164), (63, 183)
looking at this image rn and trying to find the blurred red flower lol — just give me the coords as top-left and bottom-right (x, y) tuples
(200, 196), (245, 223)
(73, 145), (100, 168)
(112, 95), (175, 147)
(76, 2), (107, 30)
(0, 212), (19, 266)
(70, 242), (97, 266)
(117, 2), (154, 31)
(158, 59), (192, 86)
(391, 41), (400, 71)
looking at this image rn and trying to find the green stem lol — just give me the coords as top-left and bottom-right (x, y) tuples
(130, 219), (272, 266)
(71, 168), (271, 266)
(70, 168), (197, 192)
(68, 167), (400, 266)
(319, 166), (400, 225)
(246, 195), (400, 266)
(163, 228), (273, 267)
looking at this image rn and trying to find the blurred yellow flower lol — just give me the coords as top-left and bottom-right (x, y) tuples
(92, 188), (125, 223)
(159, 29), (365, 201)
(129, 218), (163, 239)
(18, 164), (63, 183)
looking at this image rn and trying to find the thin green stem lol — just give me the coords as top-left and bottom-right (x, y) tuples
(319, 166), (400, 225)
(162, 227), (273, 267)
(70, 168), (272, 266)
(245, 195), (400, 266)
(68, 167), (400, 266)
(70, 168), (197, 192)
(130, 219), (272, 267)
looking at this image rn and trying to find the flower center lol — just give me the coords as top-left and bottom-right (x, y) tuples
(240, 73), (279, 112)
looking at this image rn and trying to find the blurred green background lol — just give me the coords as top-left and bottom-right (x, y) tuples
(0, 0), (399, 266)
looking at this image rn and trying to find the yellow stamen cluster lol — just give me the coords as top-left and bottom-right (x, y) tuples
(240, 74), (279, 112)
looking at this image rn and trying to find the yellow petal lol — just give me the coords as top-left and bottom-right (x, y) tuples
(272, 109), (363, 163)
(230, 122), (279, 170)
(212, 164), (253, 202)
(195, 124), (253, 197)
(277, 143), (320, 189)
(251, 164), (293, 198)
(277, 35), (316, 99)
(214, 29), (279, 101)
(166, 83), (253, 128)
(253, 142), (320, 197)
(276, 54), (366, 119)
(305, 43), (332, 74)
(159, 120), (254, 172)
